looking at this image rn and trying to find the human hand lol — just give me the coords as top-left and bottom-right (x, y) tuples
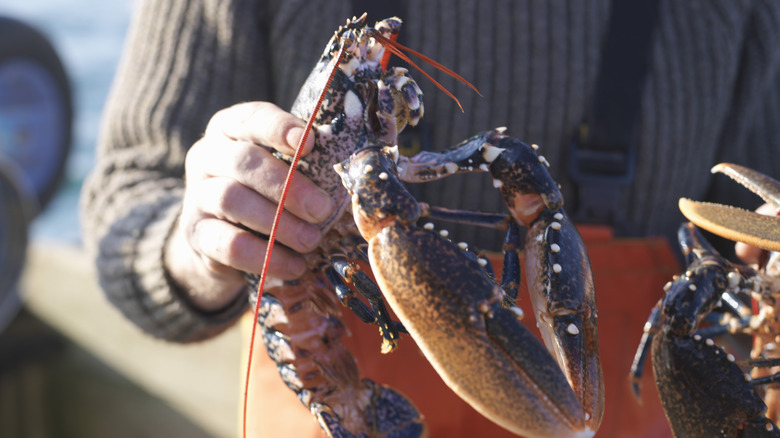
(165, 102), (333, 311)
(735, 203), (778, 266)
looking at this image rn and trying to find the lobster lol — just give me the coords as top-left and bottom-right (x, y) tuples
(245, 14), (603, 437)
(630, 163), (780, 437)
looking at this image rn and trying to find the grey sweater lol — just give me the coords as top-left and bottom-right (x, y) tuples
(81, 0), (780, 342)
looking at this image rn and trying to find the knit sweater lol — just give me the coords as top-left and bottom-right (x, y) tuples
(81, 0), (780, 342)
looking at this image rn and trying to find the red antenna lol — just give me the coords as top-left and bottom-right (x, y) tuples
(242, 45), (346, 438)
(369, 29), (481, 111)
(242, 20), (480, 437)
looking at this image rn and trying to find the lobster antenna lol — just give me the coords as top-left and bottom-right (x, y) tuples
(369, 29), (482, 112)
(242, 45), (346, 438)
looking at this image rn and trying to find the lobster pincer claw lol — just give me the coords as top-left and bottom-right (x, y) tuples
(401, 129), (604, 427)
(524, 208), (604, 430)
(337, 145), (601, 437)
(679, 163), (780, 252)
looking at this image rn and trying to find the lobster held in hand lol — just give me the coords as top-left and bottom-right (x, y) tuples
(245, 14), (603, 438)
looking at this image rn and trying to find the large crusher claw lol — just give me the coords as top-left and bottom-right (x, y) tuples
(335, 131), (603, 437)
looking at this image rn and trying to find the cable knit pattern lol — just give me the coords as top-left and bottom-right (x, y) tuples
(81, 0), (780, 341)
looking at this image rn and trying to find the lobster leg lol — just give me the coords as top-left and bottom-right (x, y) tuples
(324, 266), (384, 325)
(746, 358), (780, 387)
(330, 257), (404, 353)
(629, 303), (663, 399)
(414, 205), (522, 305)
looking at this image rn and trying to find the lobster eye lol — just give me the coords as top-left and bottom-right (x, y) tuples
(341, 30), (357, 53)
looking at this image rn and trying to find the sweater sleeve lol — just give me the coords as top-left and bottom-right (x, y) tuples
(80, 0), (270, 342)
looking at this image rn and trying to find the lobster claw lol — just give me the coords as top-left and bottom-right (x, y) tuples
(679, 163), (780, 251)
(337, 140), (603, 437)
(486, 133), (603, 430)
(367, 222), (594, 437)
(524, 208), (603, 430)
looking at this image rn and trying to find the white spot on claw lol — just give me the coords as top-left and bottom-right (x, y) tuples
(493, 179), (504, 188)
(458, 242), (468, 250)
(550, 243), (561, 253)
(444, 162), (458, 174)
(439, 229), (449, 237)
(482, 144), (505, 162)
(363, 164), (373, 173)
(551, 222), (562, 230)
(705, 338), (714, 346)
(566, 323), (579, 335)
(479, 163), (490, 172)
(423, 222), (434, 230)
(378, 172), (388, 180)
(478, 258), (488, 267)
(554, 212), (564, 220)
(552, 264), (562, 273)
(689, 284), (697, 291)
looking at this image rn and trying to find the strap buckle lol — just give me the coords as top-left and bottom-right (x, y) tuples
(568, 133), (635, 228)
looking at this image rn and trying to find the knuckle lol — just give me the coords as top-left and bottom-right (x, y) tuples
(214, 226), (252, 266)
(205, 107), (232, 134)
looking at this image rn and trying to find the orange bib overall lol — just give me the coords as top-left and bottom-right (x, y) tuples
(243, 226), (679, 437)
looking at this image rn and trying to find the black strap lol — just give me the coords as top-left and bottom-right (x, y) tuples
(570, 0), (660, 230)
(349, 1), (405, 31)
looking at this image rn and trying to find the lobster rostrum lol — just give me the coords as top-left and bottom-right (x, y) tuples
(246, 14), (603, 438)
(630, 164), (780, 437)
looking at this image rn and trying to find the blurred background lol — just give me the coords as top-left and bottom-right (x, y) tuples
(0, 1), (241, 437)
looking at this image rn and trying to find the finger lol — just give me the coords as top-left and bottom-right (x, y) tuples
(187, 137), (333, 223)
(210, 102), (315, 155)
(735, 203), (777, 265)
(191, 218), (307, 280)
(735, 241), (762, 266)
(191, 176), (323, 253)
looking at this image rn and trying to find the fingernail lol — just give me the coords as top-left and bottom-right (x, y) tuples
(286, 126), (314, 151)
(304, 189), (333, 222)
